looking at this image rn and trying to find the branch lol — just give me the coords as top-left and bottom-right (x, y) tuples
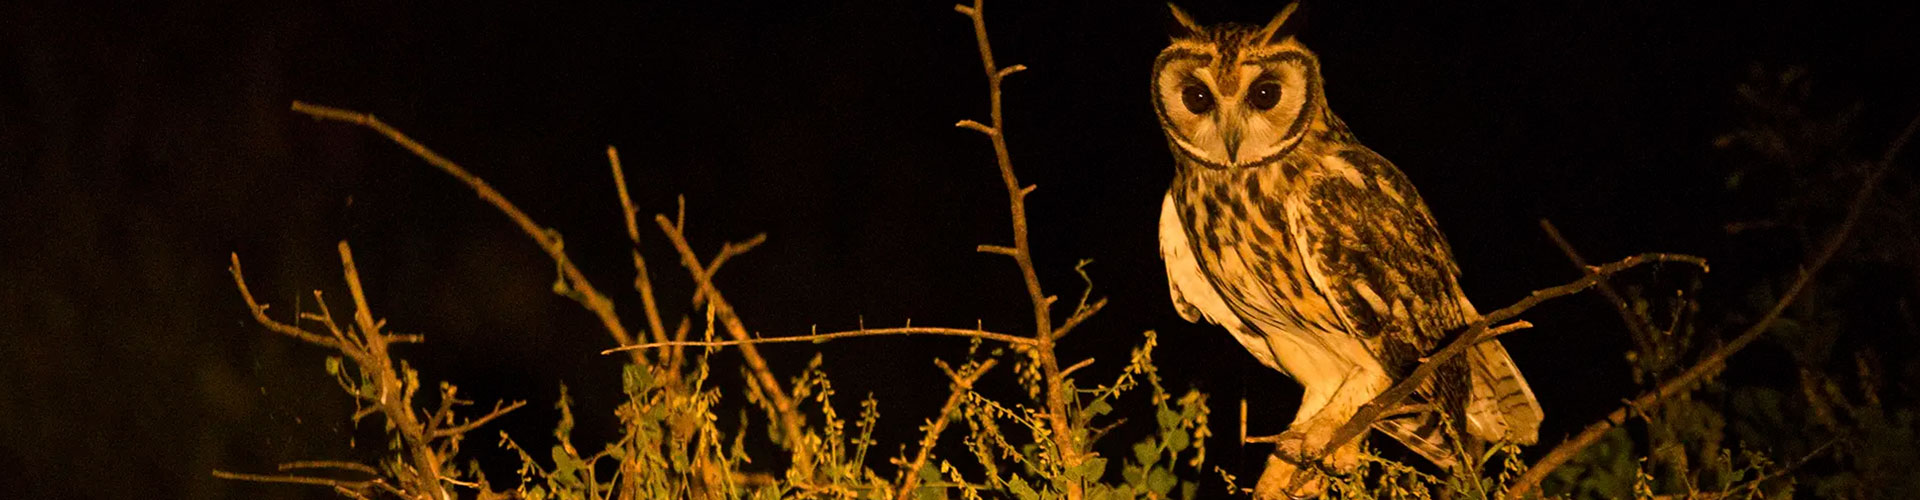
(1316, 253), (1708, 460)
(894, 358), (999, 500)
(229, 255), (341, 349)
(602, 326), (1036, 355)
(652, 214), (811, 469)
(1540, 219), (1667, 352)
(430, 400), (528, 439)
(608, 146), (672, 350)
(290, 101), (644, 366)
(951, 2), (1086, 493)
(1506, 111), (1920, 497)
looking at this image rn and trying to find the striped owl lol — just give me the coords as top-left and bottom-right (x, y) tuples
(1153, 3), (1543, 476)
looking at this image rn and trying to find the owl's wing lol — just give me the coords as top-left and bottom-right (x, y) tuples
(1159, 192), (1209, 324)
(1295, 148), (1473, 366)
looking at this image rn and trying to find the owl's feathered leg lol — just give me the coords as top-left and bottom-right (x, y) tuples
(1275, 364), (1391, 472)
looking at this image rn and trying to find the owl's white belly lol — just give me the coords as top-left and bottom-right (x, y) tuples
(1159, 193), (1387, 422)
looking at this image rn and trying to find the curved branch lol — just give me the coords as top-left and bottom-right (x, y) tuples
(602, 326), (1036, 355)
(1506, 111), (1920, 497)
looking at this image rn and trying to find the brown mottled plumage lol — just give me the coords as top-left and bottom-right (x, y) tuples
(1152, 4), (1542, 478)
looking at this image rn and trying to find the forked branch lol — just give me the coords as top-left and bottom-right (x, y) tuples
(1505, 111), (1920, 497)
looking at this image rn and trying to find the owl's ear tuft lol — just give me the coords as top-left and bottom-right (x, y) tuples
(1256, 2), (1304, 45)
(1166, 3), (1204, 40)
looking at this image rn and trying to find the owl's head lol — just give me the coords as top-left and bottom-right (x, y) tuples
(1152, 3), (1320, 170)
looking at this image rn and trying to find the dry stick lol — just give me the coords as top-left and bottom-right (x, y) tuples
(951, 3), (1086, 497)
(335, 241), (447, 497)
(1314, 252), (1709, 462)
(894, 359), (1001, 500)
(604, 326), (1037, 354)
(289, 101), (646, 369)
(1540, 220), (1665, 349)
(652, 216), (813, 471)
(601, 301), (1108, 354)
(608, 146), (671, 350)
(210, 470), (377, 498)
(1506, 112), (1920, 497)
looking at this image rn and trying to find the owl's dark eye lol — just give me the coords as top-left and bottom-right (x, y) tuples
(1248, 80), (1282, 110)
(1181, 84), (1214, 114)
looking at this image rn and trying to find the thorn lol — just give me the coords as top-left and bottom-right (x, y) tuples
(977, 244), (1018, 256)
(953, 4), (975, 16)
(997, 64), (1027, 79)
(1019, 184), (1037, 197)
(955, 120), (997, 136)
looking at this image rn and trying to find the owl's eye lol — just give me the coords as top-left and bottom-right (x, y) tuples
(1248, 80), (1282, 110)
(1181, 84), (1214, 114)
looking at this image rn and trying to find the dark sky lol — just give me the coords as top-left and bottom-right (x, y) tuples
(3, 1), (1917, 498)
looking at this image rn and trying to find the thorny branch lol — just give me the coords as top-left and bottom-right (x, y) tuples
(1313, 253), (1709, 463)
(1506, 111), (1920, 497)
(951, 2), (1092, 498)
(604, 326), (1039, 353)
(226, 242), (526, 498)
(290, 101), (647, 368)
(894, 358), (1000, 500)
(652, 216), (815, 470)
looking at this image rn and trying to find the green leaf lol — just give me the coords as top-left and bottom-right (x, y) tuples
(1070, 457), (1108, 482)
(1133, 439), (1158, 466)
(1165, 429), (1189, 454)
(1156, 406), (1179, 430)
(1009, 474), (1040, 500)
(1086, 399), (1113, 418)
(324, 356), (342, 375)
(1148, 467), (1177, 496)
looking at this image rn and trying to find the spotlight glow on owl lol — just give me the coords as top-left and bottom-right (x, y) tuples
(1151, 2), (1544, 486)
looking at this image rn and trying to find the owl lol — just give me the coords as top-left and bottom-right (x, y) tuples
(1152, 3), (1543, 478)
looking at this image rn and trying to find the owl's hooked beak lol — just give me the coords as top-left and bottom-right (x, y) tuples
(1218, 115), (1245, 165)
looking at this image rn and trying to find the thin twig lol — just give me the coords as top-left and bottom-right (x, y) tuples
(603, 326), (1037, 354)
(1506, 111), (1920, 497)
(212, 470), (373, 491)
(1541, 219), (1667, 352)
(894, 359), (999, 500)
(430, 400), (528, 438)
(278, 461), (380, 475)
(290, 101), (644, 366)
(608, 146), (671, 350)
(652, 214), (811, 470)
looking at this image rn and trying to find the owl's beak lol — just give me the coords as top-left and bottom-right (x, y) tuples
(1220, 120), (1244, 165)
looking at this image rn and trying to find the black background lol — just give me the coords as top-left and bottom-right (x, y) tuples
(4, 1), (1917, 498)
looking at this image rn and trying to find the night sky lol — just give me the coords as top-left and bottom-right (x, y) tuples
(4, 1), (1918, 498)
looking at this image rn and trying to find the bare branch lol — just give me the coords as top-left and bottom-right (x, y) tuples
(1317, 253), (1708, 461)
(951, 3), (1085, 495)
(894, 359), (999, 500)
(1052, 297), (1108, 341)
(229, 255), (341, 349)
(212, 470), (373, 494)
(277, 461), (380, 475)
(603, 326), (1036, 355)
(290, 101), (644, 365)
(608, 146), (672, 349)
(1507, 112), (1920, 497)
(430, 400), (528, 439)
(652, 214), (811, 470)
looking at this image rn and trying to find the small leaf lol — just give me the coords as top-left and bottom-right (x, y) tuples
(1165, 428), (1189, 454)
(1148, 467), (1177, 496)
(1133, 439), (1158, 466)
(1071, 457), (1108, 482)
(324, 356), (342, 375)
(1086, 400), (1112, 418)
(1009, 474), (1040, 500)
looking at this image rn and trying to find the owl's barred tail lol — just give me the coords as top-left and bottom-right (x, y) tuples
(1372, 338), (1540, 470)
(1464, 339), (1543, 444)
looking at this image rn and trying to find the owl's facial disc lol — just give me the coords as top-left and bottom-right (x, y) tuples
(1153, 43), (1319, 170)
